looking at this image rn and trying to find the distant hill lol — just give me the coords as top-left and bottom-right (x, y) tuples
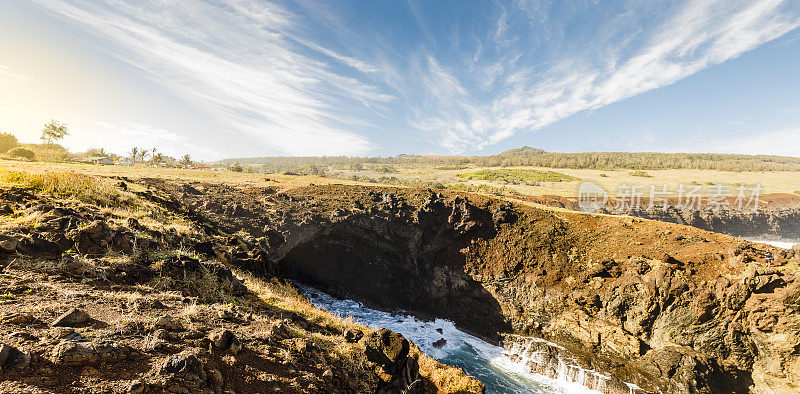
(497, 146), (546, 156)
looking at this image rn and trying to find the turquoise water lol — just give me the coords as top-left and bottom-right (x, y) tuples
(299, 286), (599, 394)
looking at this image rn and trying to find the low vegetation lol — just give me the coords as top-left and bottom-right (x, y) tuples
(629, 170), (653, 178)
(7, 147), (35, 160)
(223, 148), (800, 173)
(0, 170), (129, 206)
(457, 168), (577, 184)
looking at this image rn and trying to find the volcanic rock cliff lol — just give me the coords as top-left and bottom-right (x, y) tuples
(137, 179), (800, 393)
(3, 176), (799, 393)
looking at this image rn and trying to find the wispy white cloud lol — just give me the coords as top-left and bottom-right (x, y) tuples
(33, 0), (387, 156)
(0, 65), (28, 86)
(407, 0), (800, 152)
(25, 0), (800, 156)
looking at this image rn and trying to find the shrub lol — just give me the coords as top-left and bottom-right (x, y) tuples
(629, 170), (652, 178)
(230, 162), (243, 172)
(0, 133), (19, 153)
(24, 143), (71, 162)
(8, 147), (35, 160)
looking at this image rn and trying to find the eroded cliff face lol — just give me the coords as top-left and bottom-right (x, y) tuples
(517, 194), (800, 240)
(144, 181), (800, 393)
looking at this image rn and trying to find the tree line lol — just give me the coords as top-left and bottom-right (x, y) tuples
(219, 148), (800, 174)
(0, 121), (195, 166)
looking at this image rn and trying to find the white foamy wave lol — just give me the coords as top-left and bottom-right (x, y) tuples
(744, 238), (799, 249)
(298, 285), (602, 394)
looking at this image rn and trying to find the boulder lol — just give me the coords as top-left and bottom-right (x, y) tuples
(51, 340), (130, 366)
(365, 328), (410, 370)
(159, 352), (210, 392)
(210, 329), (241, 353)
(344, 328), (364, 343)
(0, 234), (19, 253)
(266, 321), (292, 342)
(154, 315), (184, 332)
(72, 220), (115, 256)
(51, 308), (90, 327)
(0, 343), (30, 370)
(112, 231), (135, 254)
(16, 234), (62, 258)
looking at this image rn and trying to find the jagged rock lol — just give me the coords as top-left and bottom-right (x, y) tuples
(344, 328), (364, 343)
(208, 368), (224, 390)
(432, 338), (447, 348)
(0, 343), (30, 370)
(160, 351), (210, 392)
(72, 220), (115, 256)
(154, 315), (185, 331)
(126, 217), (144, 231)
(448, 196), (484, 234)
(204, 262), (248, 295)
(492, 205), (517, 225)
(51, 340), (131, 366)
(0, 204), (13, 215)
(0, 234), (19, 253)
(16, 233), (62, 258)
(210, 329), (241, 354)
(267, 321), (292, 341)
(365, 328), (410, 371)
(363, 329), (421, 394)
(112, 230), (135, 254)
(2, 312), (34, 325)
(51, 308), (90, 327)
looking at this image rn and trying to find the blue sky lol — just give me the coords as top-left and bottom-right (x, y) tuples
(1, 0), (799, 160)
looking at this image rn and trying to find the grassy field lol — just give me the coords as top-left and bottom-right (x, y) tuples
(325, 163), (800, 197)
(2, 158), (799, 199)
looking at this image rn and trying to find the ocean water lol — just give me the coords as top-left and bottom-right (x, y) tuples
(299, 286), (601, 394)
(744, 238), (799, 249)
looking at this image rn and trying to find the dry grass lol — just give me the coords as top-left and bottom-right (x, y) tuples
(0, 169), (130, 206)
(417, 353), (485, 393)
(240, 272), (484, 392)
(0, 159), (368, 193)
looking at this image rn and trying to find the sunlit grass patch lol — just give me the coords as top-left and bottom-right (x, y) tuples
(457, 169), (577, 185)
(0, 170), (131, 207)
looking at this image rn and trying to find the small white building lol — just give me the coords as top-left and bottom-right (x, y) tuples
(77, 157), (113, 165)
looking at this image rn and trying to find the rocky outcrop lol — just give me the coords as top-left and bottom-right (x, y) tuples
(365, 328), (424, 393)
(215, 184), (796, 393)
(18, 179), (791, 393)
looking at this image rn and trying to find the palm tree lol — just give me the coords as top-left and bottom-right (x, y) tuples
(129, 147), (140, 165)
(179, 154), (192, 166)
(152, 152), (165, 165)
(138, 148), (149, 164)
